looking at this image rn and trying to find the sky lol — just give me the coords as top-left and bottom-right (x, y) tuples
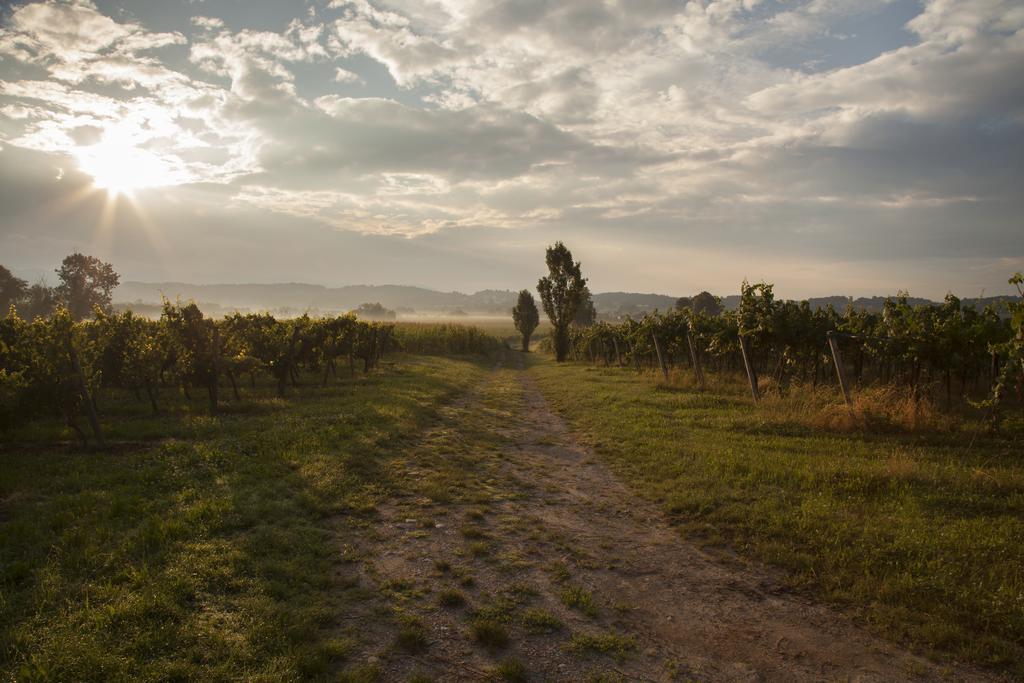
(0, 0), (1021, 299)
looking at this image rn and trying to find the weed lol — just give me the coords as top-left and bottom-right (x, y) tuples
(468, 541), (491, 557)
(560, 585), (598, 617)
(471, 619), (509, 650)
(568, 631), (637, 660)
(438, 589), (466, 608)
(338, 664), (382, 683)
(491, 657), (528, 682)
(461, 525), (488, 539)
(395, 614), (429, 653)
(547, 560), (571, 582)
(521, 608), (562, 633)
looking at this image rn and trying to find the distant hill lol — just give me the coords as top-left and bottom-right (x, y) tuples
(114, 281), (1018, 319)
(114, 282), (517, 316)
(591, 292), (678, 317)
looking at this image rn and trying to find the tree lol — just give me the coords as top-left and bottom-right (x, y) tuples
(573, 286), (597, 327)
(511, 289), (540, 352)
(674, 296), (692, 311)
(55, 253), (119, 320)
(21, 282), (57, 320)
(0, 265), (28, 313)
(691, 291), (722, 316)
(352, 302), (396, 320)
(537, 242), (587, 362)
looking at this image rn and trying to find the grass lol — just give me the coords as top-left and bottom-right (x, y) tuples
(490, 657), (528, 682)
(394, 613), (429, 653)
(560, 585), (598, 617)
(567, 631), (637, 660)
(437, 589), (466, 608)
(528, 355), (1024, 675)
(0, 355), (487, 681)
(521, 607), (562, 633)
(470, 618), (509, 650)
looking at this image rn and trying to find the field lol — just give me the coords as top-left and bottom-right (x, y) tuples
(395, 316), (552, 348)
(1, 356), (487, 680)
(2, 318), (1023, 680)
(528, 358), (1024, 674)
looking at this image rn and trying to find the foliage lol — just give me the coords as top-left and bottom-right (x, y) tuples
(511, 289), (540, 352)
(536, 242), (587, 362)
(572, 285), (596, 328)
(0, 304), (405, 433)
(20, 282), (57, 320)
(557, 277), (1018, 417)
(690, 291), (722, 316)
(54, 253), (119, 321)
(0, 265), (28, 312)
(393, 322), (502, 356)
(975, 272), (1024, 427)
(352, 302), (396, 320)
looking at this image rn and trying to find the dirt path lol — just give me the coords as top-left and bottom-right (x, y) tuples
(335, 357), (995, 682)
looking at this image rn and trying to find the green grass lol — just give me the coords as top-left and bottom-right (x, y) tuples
(520, 607), (562, 633)
(394, 613), (429, 653)
(559, 585), (598, 617)
(0, 355), (487, 681)
(566, 631), (637, 660)
(528, 355), (1024, 675)
(470, 618), (509, 650)
(489, 657), (528, 682)
(437, 589), (466, 608)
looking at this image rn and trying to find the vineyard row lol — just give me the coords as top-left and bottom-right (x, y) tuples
(558, 280), (1024, 422)
(0, 301), (502, 447)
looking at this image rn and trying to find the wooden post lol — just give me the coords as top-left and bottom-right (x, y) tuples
(686, 331), (705, 389)
(827, 331), (852, 406)
(612, 337), (622, 366)
(66, 336), (104, 448)
(651, 333), (670, 382)
(738, 334), (759, 403)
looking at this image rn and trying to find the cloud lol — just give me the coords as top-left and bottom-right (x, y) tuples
(0, 0), (1021, 297)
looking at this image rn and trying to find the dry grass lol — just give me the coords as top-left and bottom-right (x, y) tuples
(650, 365), (960, 433)
(762, 384), (954, 433)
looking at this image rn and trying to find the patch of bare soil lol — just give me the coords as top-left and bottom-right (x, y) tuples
(333, 357), (998, 682)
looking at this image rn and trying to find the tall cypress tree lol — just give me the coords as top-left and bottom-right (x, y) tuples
(512, 289), (540, 352)
(537, 242), (587, 362)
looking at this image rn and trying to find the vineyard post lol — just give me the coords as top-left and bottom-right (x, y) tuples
(738, 334), (759, 403)
(66, 335), (105, 448)
(651, 333), (670, 382)
(686, 331), (705, 389)
(612, 336), (622, 366)
(826, 331), (852, 406)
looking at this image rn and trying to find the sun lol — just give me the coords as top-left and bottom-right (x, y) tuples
(74, 133), (179, 196)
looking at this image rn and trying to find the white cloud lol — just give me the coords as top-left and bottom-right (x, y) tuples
(0, 0), (1021, 293)
(334, 67), (363, 83)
